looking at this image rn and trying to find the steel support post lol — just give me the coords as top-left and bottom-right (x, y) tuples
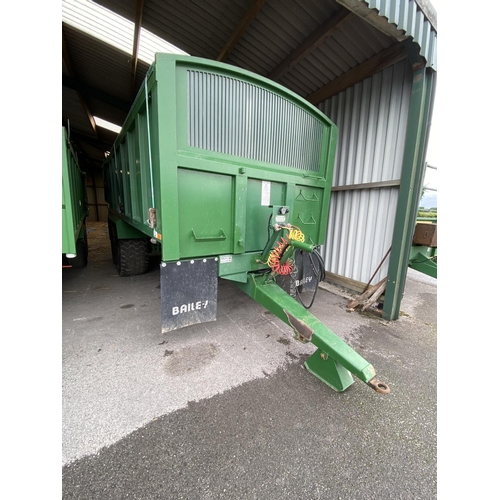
(384, 44), (436, 321)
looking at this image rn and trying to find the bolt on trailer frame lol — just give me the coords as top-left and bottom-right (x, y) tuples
(103, 54), (389, 394)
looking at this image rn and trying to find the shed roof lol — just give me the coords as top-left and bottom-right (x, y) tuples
(62, 0), (437, 170)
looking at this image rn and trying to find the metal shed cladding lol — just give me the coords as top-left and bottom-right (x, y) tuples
(62, 0), (437, 320)
(318, 60), (413, 286)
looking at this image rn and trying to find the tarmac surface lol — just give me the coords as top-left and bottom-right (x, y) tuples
(62, 221), (437, 499)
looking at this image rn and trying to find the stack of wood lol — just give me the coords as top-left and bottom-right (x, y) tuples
(347, 277), (387, 312)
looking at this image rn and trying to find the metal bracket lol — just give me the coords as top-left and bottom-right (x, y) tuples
(147, 208), (157, 228)
(297, 213), (317, 225)
(191, 228), (227, 241)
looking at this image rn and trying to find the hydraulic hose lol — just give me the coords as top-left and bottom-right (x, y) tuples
(295, 248), (325, 309)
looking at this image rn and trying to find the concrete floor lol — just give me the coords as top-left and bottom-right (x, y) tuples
(62, 221), (437, 499)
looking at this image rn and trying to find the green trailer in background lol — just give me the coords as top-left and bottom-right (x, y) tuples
(409, 220), (437, 278)
(62, 127), (88, 268)
(103, 54), (389, 394)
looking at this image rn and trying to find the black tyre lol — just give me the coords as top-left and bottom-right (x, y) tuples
(108, 219), (118, 265)
(71, 234), (88, 268)
(117, 239), (149, 276)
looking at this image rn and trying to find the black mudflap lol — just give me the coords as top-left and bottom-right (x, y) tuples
(160, 258), (218, 333)
(276, 250), (318, 295)
(295, 250), (320, 293)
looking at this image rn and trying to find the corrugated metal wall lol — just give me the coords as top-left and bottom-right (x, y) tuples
(362, 0), (437, 70)
(317, 59), (413, 284)
(86, 170), (107, 222)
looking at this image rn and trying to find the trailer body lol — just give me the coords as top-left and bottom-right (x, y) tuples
(62, 127), (88, 267)
(409, 221), (437, 278)
(103, 54), (389, 394)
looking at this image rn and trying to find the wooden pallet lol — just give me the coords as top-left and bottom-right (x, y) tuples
(346, 277), (387, 312)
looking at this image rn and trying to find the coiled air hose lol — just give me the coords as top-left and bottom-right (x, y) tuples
(264, 223), (326, 308)
(266, 226), (304, 276)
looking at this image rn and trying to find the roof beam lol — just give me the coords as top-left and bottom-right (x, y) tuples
(62, 29), (100, 140)
(62, 75), (130, 111)
(337, 0), (408, 41)
(216, 0), (267, 62)
(306, 42), (408, 105)
(63, 127), (113, 152)
(65, 131), (107, 168)
(66, 129), (114, 152)
(130, 0), (145, 100)
(267, 7), (352, 81)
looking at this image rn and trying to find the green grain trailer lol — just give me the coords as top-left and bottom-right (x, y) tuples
(103, 54), (389, 394)
(62, 127), (88, 268)
(409, 221), (437, 278)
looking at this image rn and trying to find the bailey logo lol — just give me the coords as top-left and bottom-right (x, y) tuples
(172, 300), (209, 316)
(295, 276), (313, 287)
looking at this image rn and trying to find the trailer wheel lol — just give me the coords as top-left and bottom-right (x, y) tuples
(117, 239), (149, 276)
(108, 220), (118, 265)
(71, 233), (88, 268)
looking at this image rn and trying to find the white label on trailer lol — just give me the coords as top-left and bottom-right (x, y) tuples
(220, 255), (232, 264)
(261, 181), (271, 206)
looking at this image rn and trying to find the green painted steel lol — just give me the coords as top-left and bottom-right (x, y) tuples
(107, 213), (148, 239)
(103, 54), (337, 263)
(384, 57), (436, 321)
(409, 246), (437, 278)
(62, 127), (87, 257)
(245, 179), (286, 252)
(103, 54), (389, 393)
(236, 274), (389, 393)
(288, 239), (315, 253)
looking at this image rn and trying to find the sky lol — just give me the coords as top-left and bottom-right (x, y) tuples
(420, 94), (438, 209)
(420, 0), (438, 208)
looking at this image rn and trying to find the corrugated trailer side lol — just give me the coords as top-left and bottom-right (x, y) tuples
(104, 54), (336, 268)
(103, 54), (390, 395)
(62, 127), (88, 268)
